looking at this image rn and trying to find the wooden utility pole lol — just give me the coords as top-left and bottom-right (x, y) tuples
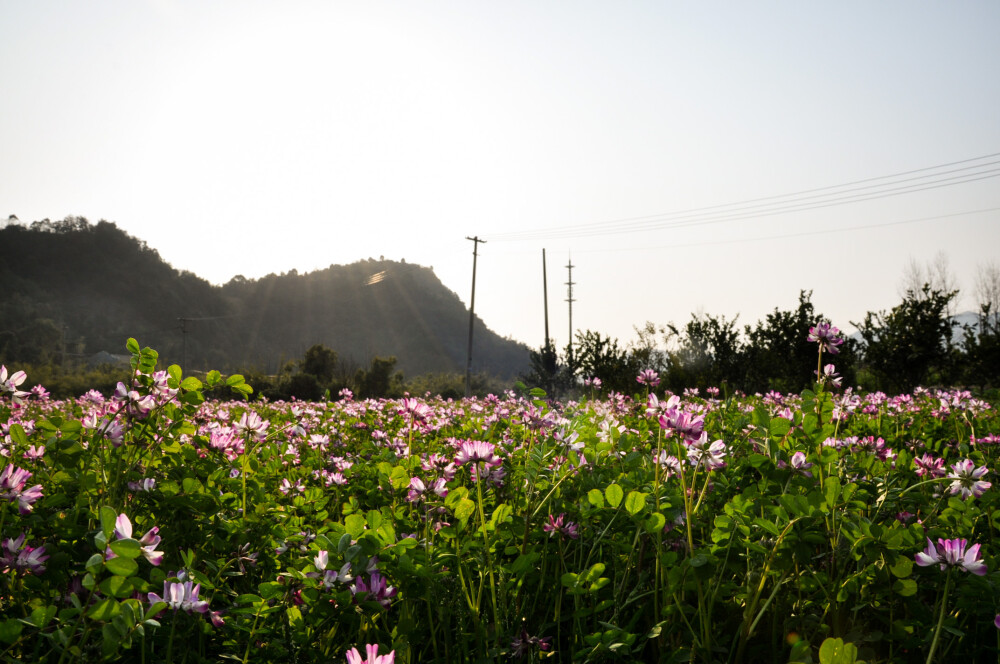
(465, 236), (486, 397)
(542, 249), (550, 350)
(178, 317), (190, 369)
(566, 257), (575, 370)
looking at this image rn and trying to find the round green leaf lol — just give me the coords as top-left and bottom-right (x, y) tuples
(105, 555), (139, 577)
(605, 483), (623, 509)
(109, 538), (143, 560)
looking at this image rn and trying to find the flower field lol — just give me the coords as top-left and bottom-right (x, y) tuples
(1, 337), (999, 663)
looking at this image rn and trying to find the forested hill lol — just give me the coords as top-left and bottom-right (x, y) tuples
(0, 217), (531, 378)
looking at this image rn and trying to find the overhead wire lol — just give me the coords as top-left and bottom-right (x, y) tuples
(488, 152), (1000, 242)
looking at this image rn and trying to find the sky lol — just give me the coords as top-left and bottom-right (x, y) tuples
(3, 1), (999, 354)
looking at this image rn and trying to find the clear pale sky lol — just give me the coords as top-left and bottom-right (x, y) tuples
(3, 1), (999, 352)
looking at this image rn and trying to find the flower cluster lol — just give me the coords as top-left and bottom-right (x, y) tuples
(110, 513), (164, 566)
(1, 532), (48, 575)
(0, 366), (29, 404)
(0, 463), (44, 514)
(636, 369), (660, 387)
(947, 459), (991, 500)
(807, 322), (844, 355)
(543, 513), (579, 540)
(345, 644), (395, 664)
(915, 538), (987, 575)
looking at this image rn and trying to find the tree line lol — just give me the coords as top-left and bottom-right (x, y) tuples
(525, 279), (1000, 398)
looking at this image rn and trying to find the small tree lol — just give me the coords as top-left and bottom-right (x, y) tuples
(664, 313), (743, 392)
(854, 285), (958, 392)
(572, 330), (640, 394)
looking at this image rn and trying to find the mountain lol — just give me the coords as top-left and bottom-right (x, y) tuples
(0, 217), (530, 378)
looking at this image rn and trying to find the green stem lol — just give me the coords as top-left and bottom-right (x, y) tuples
(926, 569), (952, 664)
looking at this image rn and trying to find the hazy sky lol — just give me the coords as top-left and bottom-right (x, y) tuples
(3, 1), (999, 352)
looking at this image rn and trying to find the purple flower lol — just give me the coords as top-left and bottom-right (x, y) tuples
(0, 366), (30, 404)
(233, 411), (269, 439)
(543, 513), (580, 540)
(686, 433), (727, 471)
(0, 533), (48, 575)
(947, 459), (991, 500)
(352, 572), (397, 608)
(148, 577), (210, 614)
(914, 453), (946, 479)
(0, 463), (44, 514)
(915, 537), (987, 575)
(817, 364), (842, 388)
(345, 644), (395, 664)
(111, 514), (164, 566)
(454, 440), (499, 466)
(807, 322), (844, 355)
(658, 408), (705, 443)
(511, 627), (552, 658)
(636, 369), (661, 387)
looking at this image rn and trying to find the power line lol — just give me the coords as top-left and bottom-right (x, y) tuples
(489, 152), (1000, 242)
(563, 206), (1000, 254)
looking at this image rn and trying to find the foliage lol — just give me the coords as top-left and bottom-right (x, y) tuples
(0, 217), (530, 379)
(571, 330), (640, 394)
(854, 285), (958, 392)
(2, 337), (999, 663)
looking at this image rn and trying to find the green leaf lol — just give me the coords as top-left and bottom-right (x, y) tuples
(180, 376), (203, 391)
(454, 498), (476, 523)
(891, 578), (917, 597)
(345, 514), (367, 538)
(9, 423), (28, 447)
(26, 605), (57, 629)
(108, 538), (143, 560)
(100, 506), (119, 539)
(605, 483), (624, 509)
(87, 598), (121, 621)
(889, 556), (913, 579)
(100, 576), (135, 599)
(0, 619), (23, 644)
(105, 556), (139, 577)
(824, 476), (842, 509)
(818, 637), (859, 664)
(206, 370), (222, 387)
(769, 418), (791, 438)
(625, 491), (647, 515)
(226, 373), (247, 386)
(126, 338), (140, 354)
(644, 513), (666, 533)
(587, 488), (605, 508)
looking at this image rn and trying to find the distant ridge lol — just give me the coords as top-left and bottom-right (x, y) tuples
(0, 217), (530, 378)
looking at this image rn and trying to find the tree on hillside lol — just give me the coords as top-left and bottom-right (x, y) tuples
(664, 314), (743, 392)
(742, 291), (857, 394)
(854, 285), (958, 392)
(572, 330), (640, 394)
(522, 341), (574, 397)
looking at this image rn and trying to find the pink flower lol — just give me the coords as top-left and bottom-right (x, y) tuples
(110, 514), (164, 566)
(807, 322), (844, 355)
(0, 533), (48, 575)
(345, 643), (395, 664)
(0, 366), (30, 404)
(352, 572), (396, 608)
(636, 369), (661, 387)
(543, 513), (579, 540)
(148, 577), (210, 614)
(454, 440), (500, 467)
(915, 537), (987, 575)
(686, 433), (727, 471)
(0, 463), (44, 514)
(947, 459), (991, 500)
(914, 453), (946, 478)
